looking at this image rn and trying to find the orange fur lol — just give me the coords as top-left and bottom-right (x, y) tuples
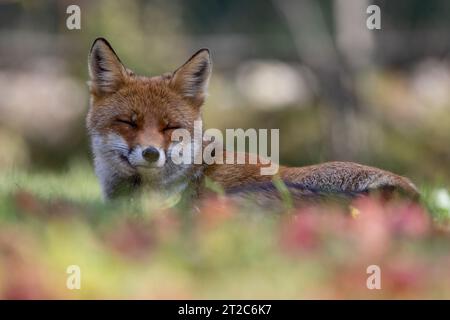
(86, 38), (419, 202)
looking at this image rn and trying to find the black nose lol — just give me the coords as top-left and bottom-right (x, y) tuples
(142, 146), (160, 163)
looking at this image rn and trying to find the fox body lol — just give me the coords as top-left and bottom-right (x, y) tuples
(86, 38), (419, 202)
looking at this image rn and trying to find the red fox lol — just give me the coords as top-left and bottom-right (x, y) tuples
(86, 38), (419, 203)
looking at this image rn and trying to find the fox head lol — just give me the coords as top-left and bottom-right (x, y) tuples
(86, 38), (211, 198)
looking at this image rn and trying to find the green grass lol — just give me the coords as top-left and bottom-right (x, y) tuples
(0, 162), (449, 299)
(0, 161), (101, 203)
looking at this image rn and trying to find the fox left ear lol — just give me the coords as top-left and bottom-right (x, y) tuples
(171, 48), (212, 106)
(88, 38), (128, 96)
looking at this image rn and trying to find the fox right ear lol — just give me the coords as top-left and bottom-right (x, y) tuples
(88, 38), (128, 96)
(170, 48), (211, 106)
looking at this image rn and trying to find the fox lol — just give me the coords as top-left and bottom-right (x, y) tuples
(86, 38), (419, 204)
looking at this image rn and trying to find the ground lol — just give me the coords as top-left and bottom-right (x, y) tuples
(0, 161), (449, 299)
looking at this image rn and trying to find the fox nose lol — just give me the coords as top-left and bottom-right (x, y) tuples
(142, 146), (160, 163)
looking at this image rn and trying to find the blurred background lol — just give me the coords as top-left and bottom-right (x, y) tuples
(0, 0), (449, 184)
(1, 0), (450, 300)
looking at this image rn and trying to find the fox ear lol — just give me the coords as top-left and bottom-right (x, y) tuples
(88, 38), (128, 96)
(171, 49), (211, 106)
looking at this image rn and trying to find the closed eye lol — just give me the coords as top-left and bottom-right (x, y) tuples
(163, 125), (182, 132)
(116, 119), (137, 128)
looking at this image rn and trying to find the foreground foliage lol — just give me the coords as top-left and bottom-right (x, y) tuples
(0, 163), (449, 299)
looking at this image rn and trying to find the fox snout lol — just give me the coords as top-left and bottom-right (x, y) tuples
(128, 144), (166, 169)
(142, 146), (160, 163)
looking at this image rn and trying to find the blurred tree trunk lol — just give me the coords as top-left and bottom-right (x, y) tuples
(274, 0), (374, 161)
